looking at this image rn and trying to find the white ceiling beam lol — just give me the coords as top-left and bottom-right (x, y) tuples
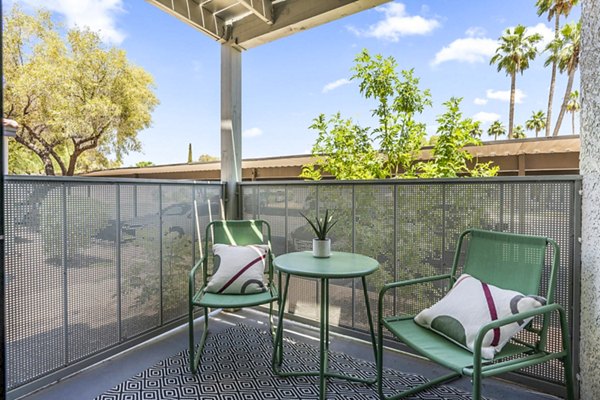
(146, 0), (227, 41)
(230, 0), (391, 49)
(238, 0), (273, 25)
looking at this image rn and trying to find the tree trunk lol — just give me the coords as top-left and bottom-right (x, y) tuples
(42, 155), (55, 176)
(509, 72), (516, 139)
(553, 67), (576, 136)
(545, 15), (560, 137)
(572, 111), (576, 135)
(66, 149), (81, 176)
(536, 129), (539, 138)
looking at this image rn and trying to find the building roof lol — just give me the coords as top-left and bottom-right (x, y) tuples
(85, 136), (580, 178)
(146, 0), (391, 50)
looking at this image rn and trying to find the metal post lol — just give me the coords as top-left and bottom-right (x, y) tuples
(116, 185), (122, 341)
(220, 45), (242, 220)
(158, 185), (164, 325)
(62, 184), (69, 365)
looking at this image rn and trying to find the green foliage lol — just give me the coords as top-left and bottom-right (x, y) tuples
(490, 25), (542, 138)
(525, 110), (546, 137)
(417, 98), (498, 178)
(302, 50), (497, 180)
(547, 21), (581, 136)
(491, 25), (542, 76)
(299, 209), (337, 240)
(536, 0), (579, 22)
(566, 90), (580, 134)
(8, 138), (44, 174)
(352, 50), (431, 177)
(513, 124), (526, 139)
(300, 113), (383, 180)
(3, 5), (158, 175)
(487, 120), (507, 140)
(135, 161), (154, 167)
(198, 154), (220, 162)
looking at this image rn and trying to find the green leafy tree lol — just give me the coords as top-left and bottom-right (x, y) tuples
(536, 0), (579, 137)
(3, 6), (158, 175)
(351, 50), (432, 177)
(490, 25), (542, 139)
(135, 161), (154, 167)
(300, 113), (382, 180)
(546, 21), (580, 136)
(566, 90), (580, 134)
(487, 120), (506, 140)
(525, 110), (547, 137)
(198, 154), (219, 162)
(417, 98), (498, 178)
(513, 124), (526, 139)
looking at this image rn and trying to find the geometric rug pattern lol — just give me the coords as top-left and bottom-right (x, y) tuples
(96, 324), (485, 400)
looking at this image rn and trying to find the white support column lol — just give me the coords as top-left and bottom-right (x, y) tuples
(580, 0), (600, 397)
(220, 44), (242, 220)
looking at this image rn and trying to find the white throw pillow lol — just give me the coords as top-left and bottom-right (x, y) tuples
(414, 273), (546, 360)
(205, 244), (269, 295)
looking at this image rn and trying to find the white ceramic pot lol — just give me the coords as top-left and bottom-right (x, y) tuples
(312, 238), (331, 258)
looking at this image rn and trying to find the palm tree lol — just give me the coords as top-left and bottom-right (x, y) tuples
(566, 90), (581, 134)
(490, 26), (542, 139)
(488, 120), (506, 141)
(536, 0), (579, 137)
(525, 110), (547, 137)
(546, 21), (581, 136)
(514, 125), (526, 139)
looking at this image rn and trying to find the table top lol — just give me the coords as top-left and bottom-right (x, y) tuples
(273, 251), (379, 279)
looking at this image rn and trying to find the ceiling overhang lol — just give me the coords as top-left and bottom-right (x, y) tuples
(146, 0), (391, 50)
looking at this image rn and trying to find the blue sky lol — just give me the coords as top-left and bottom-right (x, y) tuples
(7, 0), (581, 167)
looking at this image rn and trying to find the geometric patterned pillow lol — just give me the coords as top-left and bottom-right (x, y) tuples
(205, 244), (269, 295)
(414, 273), (546, 360)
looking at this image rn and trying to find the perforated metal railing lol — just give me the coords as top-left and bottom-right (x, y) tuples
(4, 176), (223, 397)
(240, 176), (582, 397)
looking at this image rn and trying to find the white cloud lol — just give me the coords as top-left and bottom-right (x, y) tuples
(473, 112), (501, 124)
(474, 98), (488, 105)
(432, 37), (497, 65)
(486, 89), (526, 103)
(22, 0), (126, 45)
(465, 26), (487, 38)
(349, 2), (440, 42)
(242, 127), (263, 138)
(322, 78), (351, 93)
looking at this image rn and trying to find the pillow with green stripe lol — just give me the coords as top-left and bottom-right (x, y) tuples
(414, 273), (546, 360)
(205, 244), (269, 295)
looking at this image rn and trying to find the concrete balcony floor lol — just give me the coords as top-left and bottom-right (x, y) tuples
(20, 308), (560, 400)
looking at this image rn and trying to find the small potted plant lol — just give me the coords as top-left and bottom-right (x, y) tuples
(299, 209), (337, 258)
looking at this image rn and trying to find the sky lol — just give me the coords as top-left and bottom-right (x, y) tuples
(5, 0), (582, 167)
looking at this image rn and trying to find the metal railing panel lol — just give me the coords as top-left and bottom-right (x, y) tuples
(240, 176), (581, 394)
(4, 176), (223, 395)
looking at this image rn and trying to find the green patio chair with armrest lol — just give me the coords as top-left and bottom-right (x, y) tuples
(188, 219), (281, 373)
(377, 229), (574, 399)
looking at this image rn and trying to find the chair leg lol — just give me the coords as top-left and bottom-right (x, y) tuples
(189, 307), (210, 374)
(559, 307), (576, 400)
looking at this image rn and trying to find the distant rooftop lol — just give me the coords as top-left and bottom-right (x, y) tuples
(84, 136), (580, 180)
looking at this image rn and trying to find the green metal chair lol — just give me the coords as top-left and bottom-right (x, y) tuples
(377, 229), (574, 399)
(188, 219), (280, 373)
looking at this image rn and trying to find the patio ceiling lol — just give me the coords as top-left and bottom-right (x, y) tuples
(146, 0), (391, 49)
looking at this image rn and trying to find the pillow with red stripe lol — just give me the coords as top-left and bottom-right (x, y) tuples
(205, 244), (269, 295)
(414, 273), (546, 360)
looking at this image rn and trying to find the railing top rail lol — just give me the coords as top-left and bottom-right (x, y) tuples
(5, 175), (224, 186)
(239, 175), (582, 186)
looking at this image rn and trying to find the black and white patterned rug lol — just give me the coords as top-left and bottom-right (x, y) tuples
(96, 324), (479, 400)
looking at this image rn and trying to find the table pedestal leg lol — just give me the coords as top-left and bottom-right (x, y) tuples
(319, 278), (330, 400)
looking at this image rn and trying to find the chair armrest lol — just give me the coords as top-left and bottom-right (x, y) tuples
(472, 303), (565, 360)
(378, 274), (452, 321)
(189, 256), (206, 299)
